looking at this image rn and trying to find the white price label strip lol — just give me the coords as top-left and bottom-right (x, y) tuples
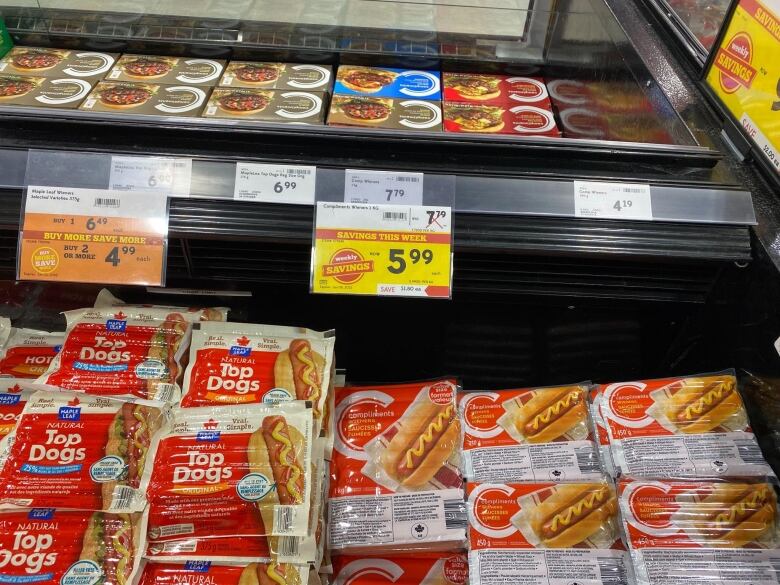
(344, 170), (424, 205)
(109, 156), (192, 197)
(742, 113), (780, 174)
(574, 180), (653, 221)
(234, 163), (316, 204)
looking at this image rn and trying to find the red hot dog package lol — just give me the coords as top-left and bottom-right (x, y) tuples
(0, 379), (40, 439)
(138, 561), (308, 585)
(94, 288), (229, 322)
(0, 390), (166, 512)
(589, 387), (617, 478)
(36, 307), (192, 403)
(331, 553), (468, 585)
(0, 327), (63, 379)
(180, 322), (335, 430)
(145, 535), (271, 564)
(467, 482), (628, 585)
(146, 403), (313, 540)
(329, 379), (466, 552)
(597, 372), (772, 478)
(619, 479), (780, 585)
(459, 384), (603, 482)
(0, 508), (146, 585)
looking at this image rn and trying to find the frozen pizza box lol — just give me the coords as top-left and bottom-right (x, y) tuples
(0, 75), (94, 109)
(328, 95), (442, 132)
(202, 88), (326, 124)
(0, 47), (118, 81)
(219, 61), (332, 91)
(443, 73), (552, 108)
(334, 65), (441, 100)
(106, 54), (225, 86)
(443, 102), (560, 137)
(79, 81), (209, 116)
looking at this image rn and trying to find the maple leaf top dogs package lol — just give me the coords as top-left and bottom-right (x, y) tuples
(0, 390), (165, 512)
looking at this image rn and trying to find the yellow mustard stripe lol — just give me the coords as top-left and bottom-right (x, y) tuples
(528, 391), (580, 433)
(295, 345), (320, 414)
(682, 382), (734, 421)
(404, 406), (453, 470)
(267, 564), (289, 585)
(713, 488), (768, 525)
(133, 409), (149, 476)
(271, 422), (303, 503)
(113, 515), (132, 585)
(549, 487), (608, 534)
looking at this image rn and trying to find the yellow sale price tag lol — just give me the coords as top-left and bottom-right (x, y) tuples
(18, 186), (168, 286)
(311, 202), (452, 298)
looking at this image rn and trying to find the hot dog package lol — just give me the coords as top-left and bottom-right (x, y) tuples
(329, 379), (466, 552)
(597, 372), (772, 478)
(589, 387), (617, 478)
(138, 561), (308, 585)
(146, 403), (313, 541)
(0, 379), (39, 439)
(0, 507), (146, 585)
(619, 479), (780, 585)
(467, 482), (629, 585)
(331, 553), (468, 585)
(0, 327), (63, 379)
(36, 307), (192, 403)
(94, 288), (229, 322)
(145, 535), (271, 564)
(0, 390), (166, 512)
(459, 384), (603, 483)
(180, 322), (335, 435)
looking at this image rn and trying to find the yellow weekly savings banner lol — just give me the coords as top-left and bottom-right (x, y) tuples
(707, 0), (780, 174)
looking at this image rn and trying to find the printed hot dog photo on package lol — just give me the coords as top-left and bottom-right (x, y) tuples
(459, 384), (603, 483)
(596, 371), (772, 477)
(329, 379), (466, 552)
(0, 390), (165, 512)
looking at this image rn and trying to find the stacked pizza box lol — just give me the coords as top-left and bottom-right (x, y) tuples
(442, 73), (561, 137)
(591, 372), (779, 585)
(0, 289), (336, 585)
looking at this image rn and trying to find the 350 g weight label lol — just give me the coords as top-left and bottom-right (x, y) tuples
(18, 186), (168, 286)
(311, 202), (452, 298)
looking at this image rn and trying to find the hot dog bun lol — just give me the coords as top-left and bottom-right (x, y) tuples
(380, 400), (459, 488)
(239, 563), (302, 585)
(692, 483), (776, 547)
(527, 483), (617, 547)
(247, 419), (306, 505)
(273, 342), (326, 404)
(662, 377), (743, 434)
(511, 386), (587, 443)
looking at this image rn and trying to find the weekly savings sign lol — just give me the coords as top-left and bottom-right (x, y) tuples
(707, 0), (780, 175)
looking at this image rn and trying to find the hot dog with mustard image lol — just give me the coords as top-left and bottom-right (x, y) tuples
(660, 376), (744, 434)
(505, 386), (588, 443)
(79, 512), (141, 585)
(379, 400), (460, 489)
(238, 562), (302, 585)
(145, 312), (188, 400)
(273, 339), (326, 417)
(525, 483), (618, 547)
(248, 415), (306, 505)
(680, 482), (776, 547)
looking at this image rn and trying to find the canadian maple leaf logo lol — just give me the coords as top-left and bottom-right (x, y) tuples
(8, 384), (21, 394)
(68, 396), (80, 406)
(236, 336), (250, 346)
(203, 419), (218, 430)
(114, 311), (127, 320)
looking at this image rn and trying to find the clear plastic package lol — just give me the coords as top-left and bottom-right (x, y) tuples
(331, 552), (468, 585)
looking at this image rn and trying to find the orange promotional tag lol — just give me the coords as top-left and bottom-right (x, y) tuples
(17, 186), (168, 286)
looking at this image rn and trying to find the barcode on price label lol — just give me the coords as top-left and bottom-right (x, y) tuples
(573, 180), (653, 221)
(94, 197), (120, 208)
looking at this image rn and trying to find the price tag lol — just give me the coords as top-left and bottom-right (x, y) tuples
(109, 156), (192, 197)
(742, 113), (780, 174)
(18, 186), (168, 286)
(344, 170), (424, 205)
(574, 181), (653, 221)
(311, 202), (451, 298)
(234, 163), (316, 204)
